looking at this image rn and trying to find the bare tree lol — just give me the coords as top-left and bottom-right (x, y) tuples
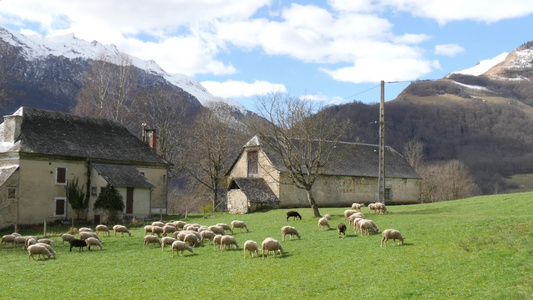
(181, 102), (248, 210)
(248, 92), (350, 217)
(403, 139), (424, 170)
(418, 160), (477, 202)
(73, 52), (136, 123)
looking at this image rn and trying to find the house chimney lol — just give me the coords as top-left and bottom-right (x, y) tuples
(146, 129), (156, 152)
(3, 115), (22, 143)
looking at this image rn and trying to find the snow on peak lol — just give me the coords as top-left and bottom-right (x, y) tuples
(0, 26), (247, 113)
(447, 52), (509, 77)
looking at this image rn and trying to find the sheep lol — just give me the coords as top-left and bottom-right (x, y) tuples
(161, 237), (177, 252)
(27, 244), (51, 260)
(14, 236), (28, 249)
(213, 234), (223, 251)
(376, 202), (389, 214)
(37, 238), (54, 245)
(381, 229), (404, 247)
(171, 240), (193, 257)
(358, 219), (379, 235)
(79, 231), (101, 242)
(243, 240), (259, 259)
(69, 239), (87, 252)
(78, 227), (93, 233)
(184, 233), (199, 247)
(143, 235), (161, 247)
(338, 223), (347, 238)
(231, 220), (249, 233)
(200, 230), (216, 246)
(368, 203), (379, 214)
(151, 226), (164, 237)
(61, 233), (75, 245)
(318, 217), (330, 231)
(286, 211), (302, 221)
(322, 214), (331, 220)
(352, 218), (365, 234)
(113, 225), (131, 237)
(261, 237), (283, 258)
(152, 221), (165, 227)
(216, 223), (233, 234)
(173, 221), (186, 230)
(1, 234), (16, 247)
(143, 225), (153, 236)
(344, 210), (358, 223)
(197, 226), (210, 233)
(220, 235), (239, 251)
(208, 225), (226, 235)
(36, 242), (56, 258)
(85, 237), (103, 251)
(24, 236), (38, 248)
(162, 225), (177, 236)
(176, 230), (201, 242)
(348, 212), (365, 228)
(351, 203), (366, 211)
(281, 226), (301, 241)
(95, 225), (110, 236)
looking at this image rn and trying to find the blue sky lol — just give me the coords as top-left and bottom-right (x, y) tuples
(1, 0), (533, 111)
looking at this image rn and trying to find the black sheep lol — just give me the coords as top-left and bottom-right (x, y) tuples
(69, 239), (87, 252)
(337, 223), (347, 238)
(286, 211), (302, 221)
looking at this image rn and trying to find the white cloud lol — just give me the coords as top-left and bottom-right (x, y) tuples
(434, 44), (464, 56)
(200, 80), (287, 98)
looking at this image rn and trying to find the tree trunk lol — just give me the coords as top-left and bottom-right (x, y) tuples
(305, 189), (321, 217)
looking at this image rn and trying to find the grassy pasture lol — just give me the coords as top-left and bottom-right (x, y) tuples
(0, 193), (532, 299)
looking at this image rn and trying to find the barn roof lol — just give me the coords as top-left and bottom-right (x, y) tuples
(0, 107), (169, 165)
(229, 177), (279, 203)
(92, 163), (154, 188)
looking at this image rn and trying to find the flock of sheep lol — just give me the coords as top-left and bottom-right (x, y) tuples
(1, 202), (404, 262)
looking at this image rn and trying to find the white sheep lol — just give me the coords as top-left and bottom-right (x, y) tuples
(213, 234), (223, 251)
(318, 217), (330, 231)
(27, 244), (51, 261)
(208, 225), (226, 235)
(281, 226), (301, 241)
(161, 237), (177, 251)
(344, 210), (358, 223)
(368, 203), (379, 214)
(351, 203), (366, 211)
(381, 229), (404, 247)
(1, 234), (16, 247)
(220, 235), (239, 251)
(261, 237), (283, 258)
(173, 221), (186, 230)
(358, 219), (379, 235)
(352, 218), (365, 234)
(162, 225), (177, 236)
(348, 212), (365, 228)
(322, 214), (331, 220)
(231, 220), (249, 233)
(113, 225), (131, 237)
(36, 242), (56, 258)
(14, 236), (28, 249)
(176, 230), (201, 242)
(184, 233), (199, 247)
(85, 237), (103, 251)
(37, 238), (54, 245)
(151, 226), (164, 237)
(376, 202), (389, 214)
(79, 231), (101, 241)
(95, 225), (110, 236)
(197, 226), (210, 233)
(151, 221), (165, 227)
(171, 240), (193, 257)
(61, 233), (75, 245)
(216, 223), (233, 234)
(78, 227), (93, 233)
(243, 240), (259, 259)
(200, 230), (216, 246)
(143, 235), (161, 247)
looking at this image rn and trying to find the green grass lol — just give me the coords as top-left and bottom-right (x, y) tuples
(1, 193), (532, 299)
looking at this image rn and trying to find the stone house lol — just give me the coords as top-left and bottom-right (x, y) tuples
(226, 135), (421, 214)
(0, 107), (170, 229)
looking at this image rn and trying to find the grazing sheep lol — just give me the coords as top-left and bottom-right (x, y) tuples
(281, 226), (301, 241)
(322, 214), (331, 220)
(36, 242), (56, 258)
(184, 233), (199, 247)
(200, 230), (216, 246)
(358, 219), (379, 235)
(220, 235), (239, 251)
(79, 231), (101, 241)
(197, 226), (210, 233)
(338, 223), (347, 238)
(208, 225), (226, 235)
(348, 212), (365, 228)
(143, 235), (161, 247)
(261, 237), (283, 258)
(37, 238), (54, 245)
(78, 227), (93, 233)
(368, 203), (379, 214)
(243, 240), (259, 259)
(162, 225), (177, 236)
(161, 237), (177, 252)
(1, 234), (16, 247)
(318, 217), (330, 231)
(171, 241), (193, 257)
(113, 225), (131, 237)
(352, 218), (365, 234)
(286, 211), (302, 221)
(216, 223), (233, 234)
(14, 236), (28, 249)
(173, 221), (186, 230)
(213, 234), (224, 251)
(143, 225), (153, 236)
(376, 202), (389, 214)
(95, 225), (110, 236)
(176, 230), (201, 242)
(151, 226), (164, 237)
(344, 210), (358, 223)
(85, 237), (103, 251)
(27, 244), (51, 260)
(381, 229), (404, 247)
(351, 203), (366, 211)
(24, 236), (38, 248)
(61, 233), (75, 245)
(69, 239), (87, 252)
(152, 221), (165, 227)
(231, 220), (249, 233)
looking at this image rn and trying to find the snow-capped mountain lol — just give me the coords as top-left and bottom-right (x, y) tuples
(0, 26), (246, 113)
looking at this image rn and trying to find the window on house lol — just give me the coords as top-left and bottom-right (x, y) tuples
(54, 197), (66, 217)
(126, 187), (134, 214)
(91, 187), (97, 195)
(56, 167), (67, 185)
(7, 187), (16, 200)
(247, 151), (258, 177)
(385, 188), (391, 202)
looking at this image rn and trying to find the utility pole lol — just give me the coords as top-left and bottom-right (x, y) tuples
(378, 80), (385, 204)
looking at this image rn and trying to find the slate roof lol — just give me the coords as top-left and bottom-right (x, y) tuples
(0, 165), (18, 186)
(237, 135), (421, 179)
(0, 107), (168, 165)
(92, 163), (154, 188)
(230, 177), (279, 203)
